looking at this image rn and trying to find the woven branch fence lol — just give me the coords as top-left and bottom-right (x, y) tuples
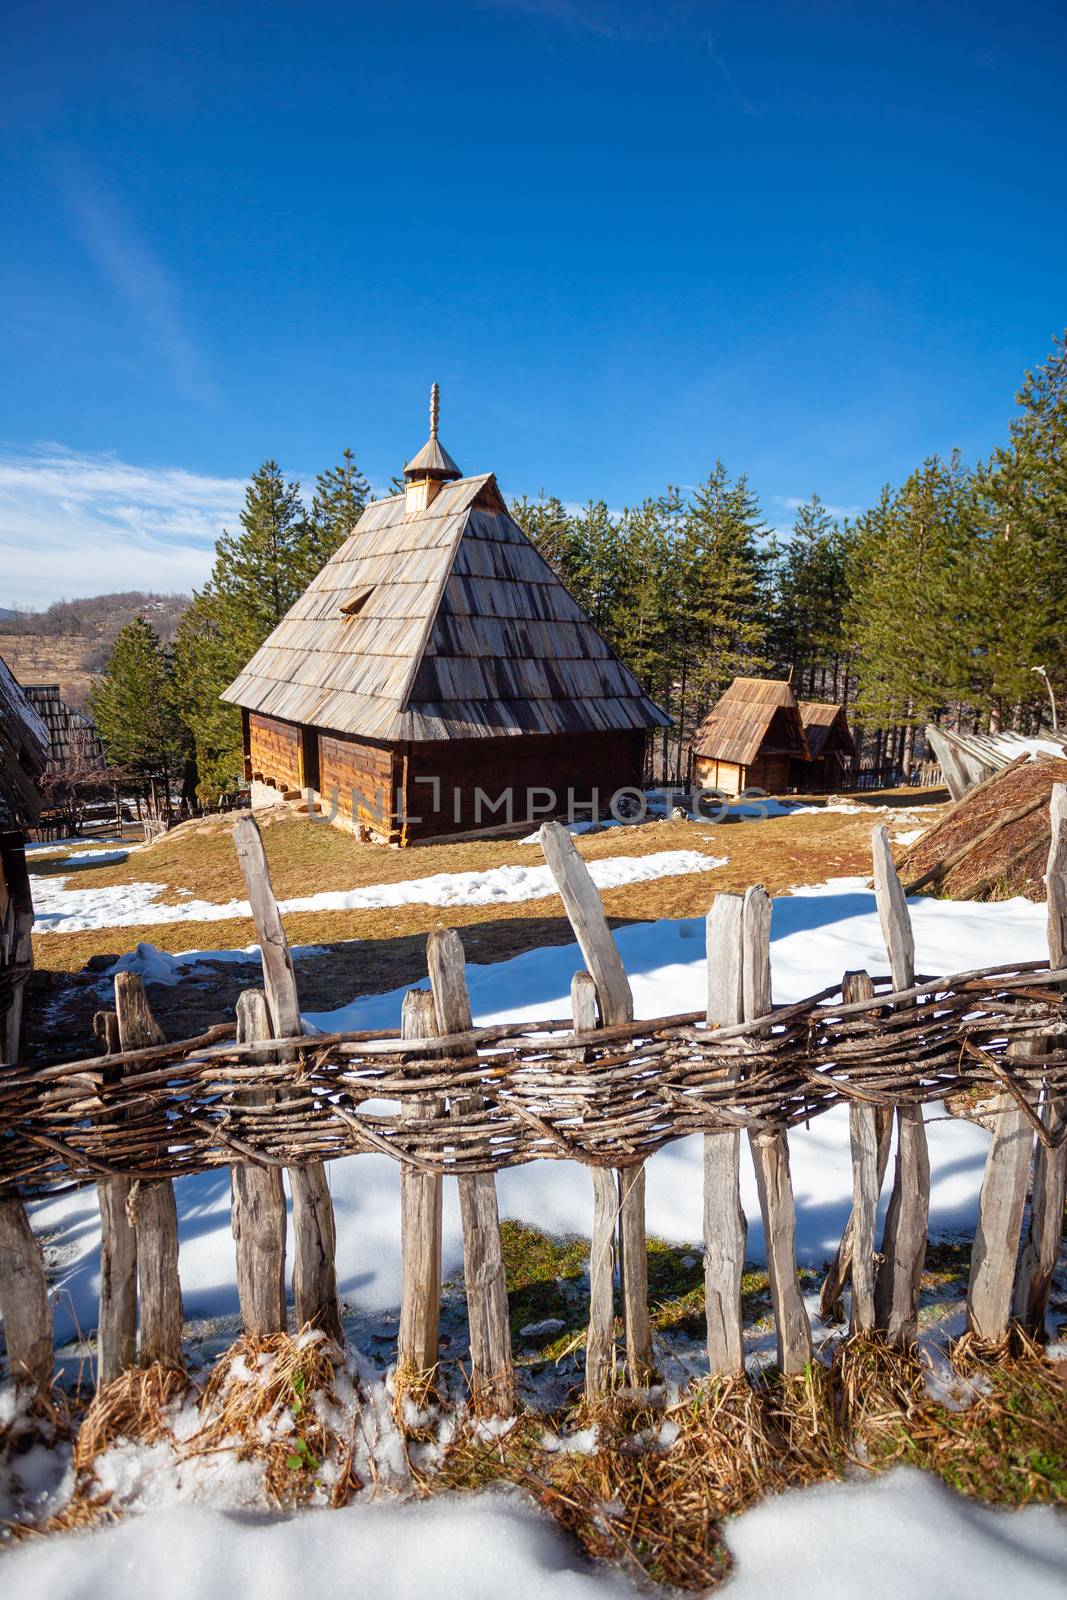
(1, 794), (1066, 1415)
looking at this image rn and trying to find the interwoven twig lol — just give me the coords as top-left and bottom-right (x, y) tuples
(2, 962), (1065, 1198)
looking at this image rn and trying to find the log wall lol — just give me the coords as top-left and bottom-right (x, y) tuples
(399, 728), (646, 841)
(319, 732), (399, 837)
(248, 713), (302, 794)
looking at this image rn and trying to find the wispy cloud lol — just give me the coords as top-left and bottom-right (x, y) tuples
(774, 494), (863, 522)
(53, 158), (218, 409)
(0, 445), (244, 609)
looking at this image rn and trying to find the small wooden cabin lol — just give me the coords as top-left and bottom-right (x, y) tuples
(0, 655), (49, 1059)
(690, 677), (809, 798)
(793, 701), (857, 792)
(222, 389), (669, 843)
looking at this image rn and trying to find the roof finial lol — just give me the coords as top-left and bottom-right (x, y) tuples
(404, 383), (462, 484)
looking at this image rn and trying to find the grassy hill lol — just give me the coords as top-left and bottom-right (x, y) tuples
(0, 590), (190, 704)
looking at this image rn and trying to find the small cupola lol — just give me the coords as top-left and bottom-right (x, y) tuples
(404, 382), (462, 513)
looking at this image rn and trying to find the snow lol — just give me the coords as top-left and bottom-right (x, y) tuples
(2, 1467), (1064, 1599)
(29, 850), (726, 934)
(722, 1466), (1067, 1600)
(33, 877), (1048, 1348)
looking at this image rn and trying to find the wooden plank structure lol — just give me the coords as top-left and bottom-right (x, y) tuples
(2, 811), (1066, 1400)
(222, 387), (668, 843)
(792, 701), (858, 792)
(690, 677), (810, 798)
(0, 652), (49, 1062)
(925, 723), (1067, 802)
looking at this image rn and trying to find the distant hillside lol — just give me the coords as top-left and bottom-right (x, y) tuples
(0, 591), (191, 705)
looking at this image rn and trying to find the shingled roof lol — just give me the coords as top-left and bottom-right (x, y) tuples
(691, 677), (809, 767)
(222, 473), (669, 743)
(797, 700), (856, 761)
(0, 653), (49, 824)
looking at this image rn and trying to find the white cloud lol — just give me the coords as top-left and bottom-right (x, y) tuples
(774, 494), (863, 522)
(0, 445), (244, 609)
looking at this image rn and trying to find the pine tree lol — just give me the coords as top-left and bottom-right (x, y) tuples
(170, 596), (246, 801)
(771, 495), (852, 696)
(301, 448), (369, 586)
(847, 454), (978, 763)
(208, 460), (309, 664)
(89, 617), (183, 788)
(979, 332), (1067, 727)
(679, 462), (772, 710)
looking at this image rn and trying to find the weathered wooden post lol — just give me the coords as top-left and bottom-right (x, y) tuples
(427, 927), (513, 1415)
(230, 990), (287, 1336)
(396, 988), (443, 1396)
(114, 972), (183, 1368)
(93, 1007), (138, 1383)
(704, 891), (747, 1376)
(0, 1195), (53, 1390)
(539, 822), (652, 1385)
(871, 826), (930, 1345)
(839, 971), (884, 1334)
(1013, 782), (1067, 1334)
(743, 886), (812, 1374)
(574, 969), (617, 1397)
(818, 995), (892, 1328)
(232, 815), (342, 1342)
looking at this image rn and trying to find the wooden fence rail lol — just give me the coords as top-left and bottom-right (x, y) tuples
(1, 795), (1066, 1409)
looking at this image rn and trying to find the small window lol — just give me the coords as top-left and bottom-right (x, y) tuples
(340, 586), (374, 618)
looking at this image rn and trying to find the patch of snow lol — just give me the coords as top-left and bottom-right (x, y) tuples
(6, 1467), (1064, 1600)
(892, 828), (925, 846)
(519, 1318), (566, 1339)
(722, 1465), (1067, 1600)
(31, 851), (726, 934)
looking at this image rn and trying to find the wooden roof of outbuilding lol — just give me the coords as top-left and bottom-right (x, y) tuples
(222, 473), (669, 742)
(691, 677), (810, 767)
(0, 653), (50, 824)
(797, 701), (857, 760)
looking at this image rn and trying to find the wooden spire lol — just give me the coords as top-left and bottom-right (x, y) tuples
(404, 382), (462, 482)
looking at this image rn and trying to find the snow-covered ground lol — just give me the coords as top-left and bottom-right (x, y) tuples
(29, 848), (726, 934)
(33, 878), (1047, 1347)
(3, 1465), (1065, 1600)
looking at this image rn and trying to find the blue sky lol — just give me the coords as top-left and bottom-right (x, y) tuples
(2, 1), (1065, 607)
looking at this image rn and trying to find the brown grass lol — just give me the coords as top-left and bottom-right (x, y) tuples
(73, 1363), (192, 1472)
(192, 1331), (361, 1505)
(30, 796), (938, 981)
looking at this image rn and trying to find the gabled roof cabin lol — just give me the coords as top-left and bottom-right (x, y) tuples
(690, 677), (809, 798)
(222, 388), (669, 842)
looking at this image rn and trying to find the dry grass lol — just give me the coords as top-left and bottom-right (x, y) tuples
(29, 795), (939, 982)
(73, 1363), (191, 1472)
(417, 1339), (1064, 1592)
(188, 1331), (362, 1505)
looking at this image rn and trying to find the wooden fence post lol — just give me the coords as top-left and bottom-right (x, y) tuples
(397, 988), (443, 1392)
(704, 891), (747, 1377)
(836, 971), (884, 1334)
(574, 969), (617, 1397)
(0, 1195), (53, 1390)
(230, 990), (287, 1336)
(1014, 782), (1067, 1334)
(427, 928), (513, 1416)
(232, 815), (342, 1342)
(93, 1007), (138, 1384)
(870, 826), (930, 1345)
(114, 973), (184, 1368)
(539, 822), (652, 1383)
(743, 887), (812, 1374)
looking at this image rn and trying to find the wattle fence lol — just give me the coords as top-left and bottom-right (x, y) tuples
(1, 797), (1065, 1414)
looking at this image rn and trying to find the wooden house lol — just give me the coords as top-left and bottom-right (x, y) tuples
(23, 685), (104, 773)
(0, 654), (49, 1059)
(222, 388), (669, 843)
(690, 677), (809, 798)
(793, 701), (857, 792)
